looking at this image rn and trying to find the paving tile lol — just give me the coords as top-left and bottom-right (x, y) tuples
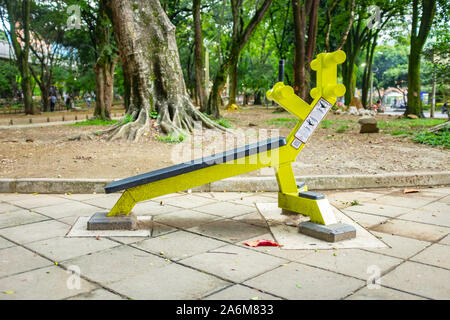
(412, 201), (450, 215)
(62, 245), (169, 285)
(188, 219), (268, 243)
(0, 237), (15, 250)
(107, 263), (229, 300)
(397, 208), (450, 227)
(424, 187), (450, 194)
(58, 193), (104, 201)
(298, 249), (402, 280)
(0, 265), (97, 299)
(371, 219), (450, 242)
(27, 236), (121, 262)
(151, 192), (185, 201)
(231, 195), (276, 207)
(109, 237), (150, 245)
(199, 192), (251, 201)
(131, 200), (179, 216)
(153, 209), (221, 229)
(180, 244), (287, 283)
(232, 212), (268, 228)
(0, 246), (52, 278)
(0, 209), (48, 229)
(133, 230), (226, 260)
(439, 235), (450, 246)
(385, 189), (447, 201)
(67, 288), (124, 300)
(195, 202), (255, 218)
(0, 202), (23, 214)
(381, 261), (450, 299)
(244, 262), (364, 300)
(438, 195), (450, 204)
(32, 201), (101, 220)
(366, 195), (434, 209)
(344, 203), (411, 218)
(0, 220), (70, 244)
(341, 210), (389, 228)
(346, 286), (426, 300)
(204, 284), (281, 300)
(156, 194), (217, 209)
(366, 231), (430, 259)
(151, 221), (177, 237)
(83, 194), (122, 209)
(324, 191), (381, 209)
(5, 194), (73, 209)
(410, 244), (450, 269)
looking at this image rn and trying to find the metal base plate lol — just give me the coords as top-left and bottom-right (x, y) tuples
(87, 212), (137, 231)
(298, 221), (356, 242)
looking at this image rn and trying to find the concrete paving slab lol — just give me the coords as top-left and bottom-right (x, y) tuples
(0, 220), (70, 244)
(0, 265), (97, 299)
(232, 212), (268, 228)
(365, 231), (430, 259)
(0, 209), (48, 229)
(324, 191), (380, 209)
(5, 194), (73, 210)
(384, 189), (448, 201)
(256, 203), (387, 250)
(341, 210), (389, 228)
(410, 244), (450, 269)
(0, 246), (52, 278)
(57, 193), (103, 201)
(188, 219), (268, 243)
(133, 230), (226, 261)
(195, 202), (255, 218)
(107, 263), (230, 300)
(381, 261), (450, 299)
(67, 216), (151, 237)
(62, 245), (169, 285)
(197, 192), (251, 201)
(244, 262), (364, 300)
(346, 286), (427, 300)
(204, 284), (281, 300)
(413, 201), (450, 214)
(130, 200), (180, 216)
(371, 219), (450, 242)
(153, 209), (221, 229)
(344, 202), (411, 218)
(366, 195), (434, 209)
(397, 208), (450, 228)
(83, 194), (122, 209)
(231, 195), (277, 207)
(32, 201), (101, 220)
(298, 249), (402, 280)
(0, 202), (23, 213)
(151, 221), (177, 237)
(67, 288), (124, 300)
(439, 195), (450, 204)
(27, 236), (121, 262)
(156, 194), (217, 209)
(0, 237), (15, 250)
(180, 244), (287, 283)
(439, 235), (450, 246)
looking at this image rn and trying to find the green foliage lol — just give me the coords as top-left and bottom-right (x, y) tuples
(121, 114), (134, 125)
(155, 133), (185, 143)
(72, 119), (118, 126)
(266, 117), (297, 128)
(335, 125), (349, 133)
(378, 118), (446, 129)
(0, 61), (19, 98)
(216, 118), (232, 128)
(413, 127), (449, 149)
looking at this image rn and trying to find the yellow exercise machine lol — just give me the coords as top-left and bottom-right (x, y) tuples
(97, 50), (347, 231)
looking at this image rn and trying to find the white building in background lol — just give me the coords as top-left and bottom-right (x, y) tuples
(0, 39), (12, 61)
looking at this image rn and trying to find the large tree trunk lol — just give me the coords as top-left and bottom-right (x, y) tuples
(103, 0), (222, 141)
(193, 0), (206, 111)
(292, 0), (306, 98)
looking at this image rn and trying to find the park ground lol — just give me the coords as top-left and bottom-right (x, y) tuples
(0, 187), (449, 300)
(0, 106), (448, 179)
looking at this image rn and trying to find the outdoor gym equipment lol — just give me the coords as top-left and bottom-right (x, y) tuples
(91, 50), (353, 240)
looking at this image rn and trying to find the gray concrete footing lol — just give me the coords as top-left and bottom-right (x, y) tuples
(87, 212), (137, 231)
(298, 221), (356, 242)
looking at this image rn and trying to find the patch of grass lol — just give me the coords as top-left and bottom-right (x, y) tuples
(155, 133), (186, 143)
(72, 118), (118, 126)
(378, 118), (445, 130)
(121, 114), (134, 125)
(413, 128), (450, 149)
(217, 118), (232, 128)
(389, 129), (414, 136)
(266, 117), (297, 128)
(335, 124), (349, 133)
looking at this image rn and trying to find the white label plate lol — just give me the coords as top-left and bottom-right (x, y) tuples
(294, 98), (333, 143)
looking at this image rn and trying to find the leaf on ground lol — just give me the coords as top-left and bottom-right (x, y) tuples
(3, 291), (15, 294)
(251, 297), (259, 300)
(403, 188), (419, 194)
(296, 284), (302, 288)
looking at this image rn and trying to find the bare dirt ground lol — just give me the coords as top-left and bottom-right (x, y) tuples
(0, 106), (448, 179)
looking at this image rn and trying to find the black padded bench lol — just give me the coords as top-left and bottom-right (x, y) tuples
(104, 137), (287, 194)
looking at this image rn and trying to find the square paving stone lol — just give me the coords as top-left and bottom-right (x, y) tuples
(385, 189), (447, 201)
(188, 219), (268, 243)
(67, 288), (124, 300)
(199, 192), (251, 201)
(366, 231), (430, 259)
(32, 201), (101, 220)
(438, 195), (450, 204)
(27, 236), (121, 262)
(0, 265), (97, 299)
(412, 201), (450, 214)
(410, 244), (450, 269)
(439, 235), (450, 246)
(371, 219), (450, 242)
(381, 261), (450, 299)
(151, 221), (177, 237)
(180, 244), (287, 283)
(324, 191), (381, 209)
(0, 220), (70, 244)
(298, 249), (402, 280)
(5, 194), (74, 210)
(0, 237), (15, 250)
(344, 203), (411, 218)
(342, 210), (389, 228)
(107, 263), (230, 300)
(133, 230), (226, 260)
(153, 209), (221, 229)
(0, 209), (48, 229)
(0, 246), (52, 278)
(84, 194), (122, 209)
(156, 194), (217, 209)
(130, 200), (179, 216)
(204, 284), (281, 300)
(231, 195), (277, 207)
(232, 212), (268, 228)
(366, 195), (434, 209)
(397, 209), (450, 228)
(244, 262), (364, 300)
(0, 202), (23, 214)
(62, 245), (169, 285)
(195, 202), (255, 218)
(58, 193), (103, 201)
(345, 286), (426, 300)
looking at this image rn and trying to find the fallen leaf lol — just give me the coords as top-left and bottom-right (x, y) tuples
(403, 188), (419, 194)
(250, 297), (259, 300)
(296, 284), (302, 288)
(3, 291), (15, 294)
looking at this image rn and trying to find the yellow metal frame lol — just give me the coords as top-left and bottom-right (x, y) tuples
(107, 50), (347, 226)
